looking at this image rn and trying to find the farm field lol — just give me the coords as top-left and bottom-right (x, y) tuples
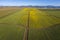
(0, 7), (60, 40)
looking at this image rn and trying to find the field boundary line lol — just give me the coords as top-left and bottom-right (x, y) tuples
(0, 23), (26, 28)
(0, 10), (20, 19)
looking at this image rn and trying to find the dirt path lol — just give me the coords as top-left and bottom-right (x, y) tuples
(23, 8), (30, 40)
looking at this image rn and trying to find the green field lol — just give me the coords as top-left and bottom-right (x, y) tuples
(0, 8), (60, 40)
